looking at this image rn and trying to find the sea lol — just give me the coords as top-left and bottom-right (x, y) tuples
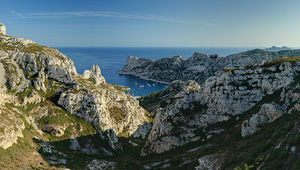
(57, 47), (252, 96)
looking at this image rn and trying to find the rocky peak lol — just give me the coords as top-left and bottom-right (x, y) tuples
(0, 23), (6, 35)
(126, 56), (139, 62)
(209, 54), (219, 59)
(172, 55), (183, 61)
(265, 46), (292, 52)
(191, 52), (210, 60)
(83, 65), (106, 84)
(190, 52), (219, 60)
(126, 56), (152, 65)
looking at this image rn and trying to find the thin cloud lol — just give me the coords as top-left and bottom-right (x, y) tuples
(10, 10), (25, 18)
(9, 10), (213, 26)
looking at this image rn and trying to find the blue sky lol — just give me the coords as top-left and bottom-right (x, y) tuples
(1, 0), (300, 47)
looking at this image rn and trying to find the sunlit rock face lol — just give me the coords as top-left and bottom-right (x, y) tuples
(0, 29), (152, 152)
(0, 23), (6, 35)
(142, 59), (300, 155)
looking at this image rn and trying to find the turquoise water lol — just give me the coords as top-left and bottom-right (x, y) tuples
(57, 47), (251, 96)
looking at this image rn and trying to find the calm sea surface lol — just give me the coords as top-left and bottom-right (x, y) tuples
(57, 47), (251, 96)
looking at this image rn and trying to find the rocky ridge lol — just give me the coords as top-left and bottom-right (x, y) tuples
(265, 46), (292, 52)
(120, 49), (300, 84)
(141, 57), (300, 155)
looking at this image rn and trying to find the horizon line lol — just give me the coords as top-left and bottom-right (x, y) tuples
(53, 46), (300, 49)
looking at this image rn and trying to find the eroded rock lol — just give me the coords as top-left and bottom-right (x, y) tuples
(241, 103), (284, 137)
(142, 61), (300, 154)
(86, 159), (116, 170)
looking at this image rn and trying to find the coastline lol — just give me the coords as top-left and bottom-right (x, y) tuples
(119, 72), (171, 85)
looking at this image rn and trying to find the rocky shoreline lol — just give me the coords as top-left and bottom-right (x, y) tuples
(120, 49), (300, 85)
(120, 72), (171, 85)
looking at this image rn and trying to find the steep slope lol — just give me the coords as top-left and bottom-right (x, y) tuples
(141, 56), (300, 155)
(137, 79), (300, 169)
(116, 62), (299, 169)
(120, 49), (300, 84)
(0, 32), (151, 169)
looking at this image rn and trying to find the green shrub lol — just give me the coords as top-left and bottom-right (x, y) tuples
(279, 151), (289, 160)
(160, 100), (168, 108)
(288, 134), (300, 146)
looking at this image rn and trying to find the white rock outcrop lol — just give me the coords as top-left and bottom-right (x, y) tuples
(0, 23), (6, 35)
(241, 80), (300, 137)
(57, 81), (151, 140)
(241, 103), (283, 137)
(83, 65), (106, 84)
(0, 105), (25, 149)
(1, 33), (36, 46)
(195, 153), (224, 170)
(0, 79), (25, 149)
(86, 159), (116, 170)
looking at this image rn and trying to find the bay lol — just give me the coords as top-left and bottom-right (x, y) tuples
(57, 47), (251, 96)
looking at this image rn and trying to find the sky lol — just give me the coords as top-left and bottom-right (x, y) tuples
(0, 0), (300, 47)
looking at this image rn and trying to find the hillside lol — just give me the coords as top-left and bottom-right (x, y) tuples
(0, 31), (152, 169)
(0, 23), (300, 170)
(139, 56), (300, 169)
(120, 49), (300, 84)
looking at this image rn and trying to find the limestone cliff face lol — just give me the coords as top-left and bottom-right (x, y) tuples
(57, 68), (151, 139)
(0, 32), (151, 151)
(241, 103), (284, 137)
(241, 80), (300, 137)
(83, 65), (106, 84)
(0, 75), (25, 149)
(142, 58), (300, 154)
(0, 33), (77, 92)
(120, 49), (300, 84)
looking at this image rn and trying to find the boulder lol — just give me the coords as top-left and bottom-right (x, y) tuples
(41, 124), (65, 137)
(195, 153), (224, 170)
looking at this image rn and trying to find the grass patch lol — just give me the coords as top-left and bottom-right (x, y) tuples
(108, 106), (126, 123)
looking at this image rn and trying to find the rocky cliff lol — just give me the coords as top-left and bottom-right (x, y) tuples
(0, 27), (151, 169)
(133, 56), (300, 169)
(120, 49), (300, 84)
(141, 56), (300, 155)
